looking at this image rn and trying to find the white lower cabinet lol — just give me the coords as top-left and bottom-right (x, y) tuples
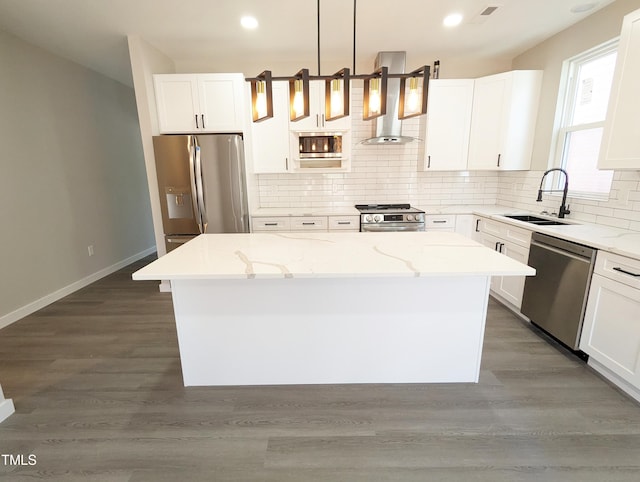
(580, 251), (640, 399)
(473, 215), (531, 309)
(252, 215), (359, 233)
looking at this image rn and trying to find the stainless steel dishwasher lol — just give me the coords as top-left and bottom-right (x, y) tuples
(521, 232), (597, 350)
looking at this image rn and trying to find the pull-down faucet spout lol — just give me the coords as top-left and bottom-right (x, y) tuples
(537, 168), (570, 218)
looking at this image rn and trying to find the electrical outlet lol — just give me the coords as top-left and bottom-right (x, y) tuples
(87, 245), (94, 257)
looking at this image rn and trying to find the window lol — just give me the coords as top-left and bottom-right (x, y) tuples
(551, 40), (618, 198)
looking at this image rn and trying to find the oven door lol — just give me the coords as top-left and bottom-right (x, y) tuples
(361, 223), (425, 232)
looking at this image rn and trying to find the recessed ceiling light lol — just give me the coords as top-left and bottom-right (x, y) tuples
(443, 13), (463, 27)
(570, 3), (598, 14)
(240, 16), (259, 29)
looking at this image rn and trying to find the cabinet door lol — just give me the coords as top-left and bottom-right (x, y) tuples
(424, 79), (474, 171)
(580, 273), (640, 387)
(493, 242), (529, 308)
(198, 74), (245, 132)
(455, 214), (474, 238)
(251, 83), (291, 173)
(599, 8), (640, 170)
(467, 71), (541, 171)
(154, 74), (200, 133)
(467, 73), (510, 170)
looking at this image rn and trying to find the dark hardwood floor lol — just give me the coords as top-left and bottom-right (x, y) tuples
(1, 255), (639, 481)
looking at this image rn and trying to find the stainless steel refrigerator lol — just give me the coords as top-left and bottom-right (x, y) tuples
(152, 134), (249, 252)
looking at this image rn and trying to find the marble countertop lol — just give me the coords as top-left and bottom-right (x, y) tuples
(132, 232), (535, 281)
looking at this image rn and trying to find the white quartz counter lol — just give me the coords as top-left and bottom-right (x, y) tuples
(132, 231), (534, 281)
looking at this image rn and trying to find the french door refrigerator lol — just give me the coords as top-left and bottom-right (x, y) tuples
(152, 134), (249, 252)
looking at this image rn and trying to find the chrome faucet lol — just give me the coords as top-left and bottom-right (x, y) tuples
(537, 168), (571, 218)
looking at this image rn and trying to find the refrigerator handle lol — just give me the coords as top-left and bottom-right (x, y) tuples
(188, 136), (203, 233)
(230, 136), (250, 233)
(194, 141), (207, 232)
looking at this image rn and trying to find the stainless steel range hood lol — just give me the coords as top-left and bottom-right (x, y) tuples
(362, 51), (417, 145)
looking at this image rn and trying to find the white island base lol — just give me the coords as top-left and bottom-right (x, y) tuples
(133, 232), (533, 387)
(173, 275), (490, 386)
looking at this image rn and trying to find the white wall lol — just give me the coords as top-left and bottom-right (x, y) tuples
(512, 0), (640, 171)
(0, 30), (155, 328)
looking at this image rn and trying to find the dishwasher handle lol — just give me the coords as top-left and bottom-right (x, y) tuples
(529, 239), (595, 264)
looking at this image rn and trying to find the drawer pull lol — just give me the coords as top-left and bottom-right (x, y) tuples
(432, 220), (447, 224)
(302, 222), (316, 225)
(264, 223), (278, 226)
(337, 221), (351, 225)
(613, 267), (640, 278)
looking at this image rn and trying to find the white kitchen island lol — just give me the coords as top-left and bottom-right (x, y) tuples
(132, 232), (534, 387)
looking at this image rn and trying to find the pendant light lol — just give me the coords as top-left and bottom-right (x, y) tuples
(248, 0), (433, 123)
(250, 71), (273, 122)
(363, 67), (388, 120)
(325, 68), (350, 120)
(289, 69), (310, 122)
(399, 65), (430, 119)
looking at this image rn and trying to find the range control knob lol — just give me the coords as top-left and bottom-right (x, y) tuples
(365, 215), (373, 222)
(373, 215), (382, 222)
(407, 214), (414, 221)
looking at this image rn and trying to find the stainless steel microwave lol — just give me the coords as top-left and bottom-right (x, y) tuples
(297, 133), (343, 159)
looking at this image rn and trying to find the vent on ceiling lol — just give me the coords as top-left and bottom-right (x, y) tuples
(469, 4), (502, 24)
(480, 6), (500, 16)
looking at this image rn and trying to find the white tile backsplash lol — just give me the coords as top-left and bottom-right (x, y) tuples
(256, 85), (640, 231)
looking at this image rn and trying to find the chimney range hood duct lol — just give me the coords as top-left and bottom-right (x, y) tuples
(362, 51), (418, 145)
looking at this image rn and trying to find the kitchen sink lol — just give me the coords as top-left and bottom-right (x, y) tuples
(503, 214), (569, 226)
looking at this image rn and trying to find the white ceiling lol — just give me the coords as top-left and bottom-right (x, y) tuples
(0, 0), (617, 86)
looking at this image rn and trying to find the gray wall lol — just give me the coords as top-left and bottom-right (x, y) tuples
(0, 30), (155, 322)
(512, 0), (640, 171)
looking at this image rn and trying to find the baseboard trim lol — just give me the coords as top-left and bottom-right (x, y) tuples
(0, 246), (156, 330)
(0, 398), (15, 423)
(588, 358), (640, 404)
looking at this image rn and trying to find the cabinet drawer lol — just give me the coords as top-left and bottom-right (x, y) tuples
(595, 251), (640, 290)
(290, 216), (327, 231)
(328, 216), (359, 231)
(477, 216), (531, 248)
(425, 215), (456, 230)
(251, 217), (291, 231)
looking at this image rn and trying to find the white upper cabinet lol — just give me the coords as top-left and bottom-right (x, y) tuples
(289, 80), (351, 132)
(250, 82), (291, 173)
(423, 79), (474, 171)
(598, 8), (640, 170)
(154, 73), (245, 133)
(467, 70), (542, 170)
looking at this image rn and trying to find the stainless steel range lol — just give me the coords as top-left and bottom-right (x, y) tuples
(355, 204), (425, 232)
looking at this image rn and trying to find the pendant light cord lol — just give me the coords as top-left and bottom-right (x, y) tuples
(353, 0), (356, 74)
(317, 0), (321, 76)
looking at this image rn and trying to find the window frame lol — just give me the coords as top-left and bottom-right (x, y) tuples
(548, 38), (619, 200)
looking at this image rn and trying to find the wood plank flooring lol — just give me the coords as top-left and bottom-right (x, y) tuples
(1, 255), (639, 481)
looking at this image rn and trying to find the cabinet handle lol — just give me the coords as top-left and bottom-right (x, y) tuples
(497, 154), (501, 167)
(613, 267), (640, 278)
(285, 157), (289, 170)
(302, 222), (316, 226)
(475, 219), (481, 232)
(427, 155), (431, 168)
(322, 114), (325, 127)
(433, 220), (447, 224)
(495, 241), (500, 251)
(499, 243), (504, 253)
(201, 114), (205, 129)
(264, 223), (278, 226)
(337, 221), (351, 225)
(316, 114), (319, 127)
(195, 115), (199, 128)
